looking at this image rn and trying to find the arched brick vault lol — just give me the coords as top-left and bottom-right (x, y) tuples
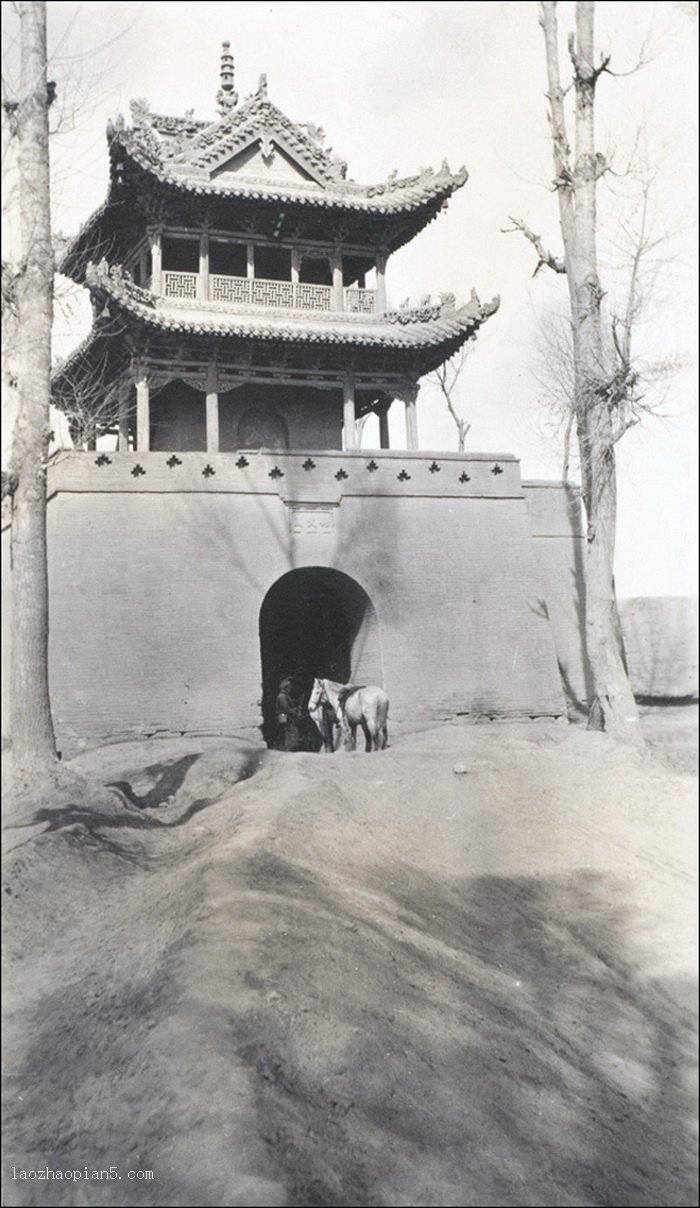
(259, 567), (383, 746)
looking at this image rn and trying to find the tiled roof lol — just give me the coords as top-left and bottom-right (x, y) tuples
(143, 83), (349, 184)
(105, 81), (467, 211)
(83, 261), (499, 350)
(51, 263), (498, 400)
(60, 87), (469, 279)
(109, 121), (468, 214)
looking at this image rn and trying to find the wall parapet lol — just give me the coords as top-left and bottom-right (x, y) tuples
(47, 449), (524, 501)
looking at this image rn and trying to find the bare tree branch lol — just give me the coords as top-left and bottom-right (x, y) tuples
(503, 217), (566, 275)
(430, 347), (472, 452)
(567, 29), (611, 86)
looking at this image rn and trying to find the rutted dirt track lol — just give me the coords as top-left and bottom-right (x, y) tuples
(2, 712), (698, 1207)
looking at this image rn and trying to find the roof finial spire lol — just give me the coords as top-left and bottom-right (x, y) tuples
(216, 41), (238, 116)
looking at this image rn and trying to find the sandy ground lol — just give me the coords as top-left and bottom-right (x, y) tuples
(2, 708), (698, 1207)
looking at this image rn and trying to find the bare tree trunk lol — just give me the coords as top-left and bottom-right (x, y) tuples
(9, 0), (58, 775)
(541, 1), (642, 743)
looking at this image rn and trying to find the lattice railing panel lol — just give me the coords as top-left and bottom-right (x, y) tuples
(294, 283), (332, 311)
(345, 288), (377, 314)
(251, 279), (294, 308)
(163, 270), (198, 299)
(211, 274), (251, 304)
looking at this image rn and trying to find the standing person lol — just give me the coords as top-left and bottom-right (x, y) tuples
(275, 677), (301, 751)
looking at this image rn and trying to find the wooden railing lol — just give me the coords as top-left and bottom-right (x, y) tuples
(160, 271), (377, 314)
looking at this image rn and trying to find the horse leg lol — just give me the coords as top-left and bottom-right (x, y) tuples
(360, 718), (372, 752)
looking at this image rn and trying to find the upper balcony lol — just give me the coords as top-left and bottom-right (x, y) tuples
(160, 270), (378, 314)
(126, 229), (387, 316)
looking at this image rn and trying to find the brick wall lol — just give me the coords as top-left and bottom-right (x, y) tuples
(5, 463), (693, 754)
(45, 451), (565, 752)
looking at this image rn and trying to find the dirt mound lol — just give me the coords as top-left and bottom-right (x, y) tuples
(2, 718), (697, 1206)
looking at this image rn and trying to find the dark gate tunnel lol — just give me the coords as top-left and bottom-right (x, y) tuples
(259, 567), (381, 749)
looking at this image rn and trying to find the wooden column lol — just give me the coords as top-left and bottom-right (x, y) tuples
(378, 406), (390, 450)
(291, 247), (300, 307)
(405, 397), (418, 450)
(135, 369), (150, 451)
(206, 363), (219, 454)
(343, 372), (357, 450)
(398, 384), (419, 450)
(376, 251), (388, 312)
(246, 243), (255, 278)
(149, 228), (162, 295)
(118, 380), (131, 451)
(198, 230), (210, 300)
(139, 249), (149, 288)
(331, 249), (344, 312)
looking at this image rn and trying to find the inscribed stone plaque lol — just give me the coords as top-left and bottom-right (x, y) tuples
(288, 507), (336, 535)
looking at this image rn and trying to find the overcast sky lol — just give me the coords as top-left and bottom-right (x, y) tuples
(4, 1), (698, 597)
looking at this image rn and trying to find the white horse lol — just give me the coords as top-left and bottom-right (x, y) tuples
(308, 696), (340, 753)
(308, 678), (389, 753)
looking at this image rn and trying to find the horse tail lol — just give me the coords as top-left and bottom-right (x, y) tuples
(378, 693), (389, 748)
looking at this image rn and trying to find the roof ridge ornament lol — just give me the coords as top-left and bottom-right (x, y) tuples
(217, 41), (239, 116)
(299, 121), (325, 146)
(130, 97), (151, 128)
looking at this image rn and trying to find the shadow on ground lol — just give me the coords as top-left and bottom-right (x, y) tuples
(3, 859), (696, 1207)
(225, 862), (698, 1208)
(2, 748), (267, 861)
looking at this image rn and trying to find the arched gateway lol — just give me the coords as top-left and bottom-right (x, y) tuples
(259, 568), (383, 747)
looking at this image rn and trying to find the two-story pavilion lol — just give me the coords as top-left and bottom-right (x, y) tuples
(55, 53), (498, 457)
(44, 46), (583, 752)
